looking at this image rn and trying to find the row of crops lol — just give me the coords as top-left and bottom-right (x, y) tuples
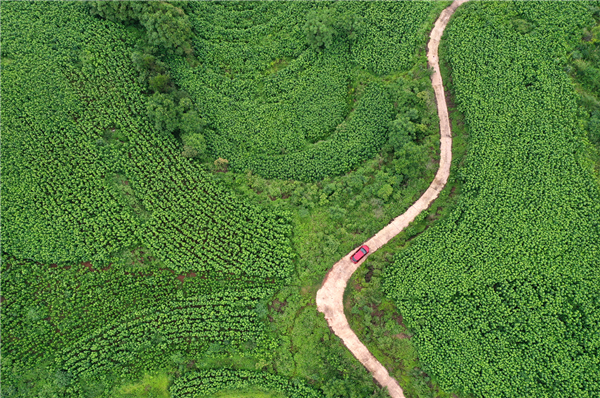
(1, 1), (292, 276)
(1, 2), (294, 397)
(2, 252), (291, 397)
(384, 2), (600, 398)
(58, 291), (271, 394)
(171, 1), (440, 181)
(170, 369), (323, 398)
(2, 249), (286, 395)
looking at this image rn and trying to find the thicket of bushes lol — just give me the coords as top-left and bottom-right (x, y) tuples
(90, 1), (207, 159)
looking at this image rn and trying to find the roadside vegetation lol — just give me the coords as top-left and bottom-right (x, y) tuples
(345, 52), (470, 398)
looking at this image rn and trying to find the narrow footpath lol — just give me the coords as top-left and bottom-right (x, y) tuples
(315, 1), (469, 397)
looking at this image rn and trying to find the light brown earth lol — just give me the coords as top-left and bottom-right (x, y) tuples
(315, 1), (469, 397)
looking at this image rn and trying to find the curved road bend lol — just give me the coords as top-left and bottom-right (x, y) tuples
(316, 1), (469, 397)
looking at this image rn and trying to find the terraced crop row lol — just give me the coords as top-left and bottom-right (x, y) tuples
(171, 369), (323, 398)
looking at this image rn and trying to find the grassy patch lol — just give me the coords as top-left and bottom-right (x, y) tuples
(115, 373), (170, 398)
(568, 6), (600, 185)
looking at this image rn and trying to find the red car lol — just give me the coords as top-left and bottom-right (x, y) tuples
(351, 245), (369, 263)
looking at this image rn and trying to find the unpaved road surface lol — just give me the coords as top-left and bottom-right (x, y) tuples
(316, 1), (468, 397)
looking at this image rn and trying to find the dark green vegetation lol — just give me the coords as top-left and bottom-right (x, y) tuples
(384, 2), (600, 398)
(172, 2), (439, 181)
(1, 1), (449, 397)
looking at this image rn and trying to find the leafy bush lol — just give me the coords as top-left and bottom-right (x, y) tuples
(304, 7), (360, 50)
(181, 131), (206, 158)
(89, 1), (193, 56)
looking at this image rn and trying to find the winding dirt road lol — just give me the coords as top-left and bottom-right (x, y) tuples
(315, 1), (468, 397)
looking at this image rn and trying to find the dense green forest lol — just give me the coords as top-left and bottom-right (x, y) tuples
(383, 2), (600, 397)
(3, 1), (600, 398)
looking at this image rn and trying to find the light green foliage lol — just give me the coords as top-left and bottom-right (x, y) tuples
(229, 83), (393, 181)
(1, 2), (436, 397)
(57, 290), (273, 393)
(171, 1), (439, 181)
(207, 389), (285, 398)
(305, 8), (337, 50)
(182, 131), (207, 158)
(262, 281), (390, 398)
(116, 373), (170, 398)
(376, 184), (394, 202)
(347, 250), (457, 398)
(384, 3), (600, 397)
